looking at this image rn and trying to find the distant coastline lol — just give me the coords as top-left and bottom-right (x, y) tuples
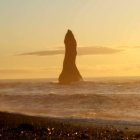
(1, 75), (140, 81)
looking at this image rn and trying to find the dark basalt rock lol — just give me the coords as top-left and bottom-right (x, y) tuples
(59, 30), (82, 84)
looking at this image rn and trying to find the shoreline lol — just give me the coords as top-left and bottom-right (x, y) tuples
(0, 111), (140, 139)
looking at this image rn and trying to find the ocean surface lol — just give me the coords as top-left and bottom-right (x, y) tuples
(0, 77), (140, 124)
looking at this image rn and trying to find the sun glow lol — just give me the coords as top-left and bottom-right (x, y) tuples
(1, 0), (140, 79)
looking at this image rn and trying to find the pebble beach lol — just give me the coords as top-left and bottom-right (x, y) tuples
(0, 112), (140, 140)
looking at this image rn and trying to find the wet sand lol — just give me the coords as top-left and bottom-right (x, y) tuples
(0, 112), (140, 139)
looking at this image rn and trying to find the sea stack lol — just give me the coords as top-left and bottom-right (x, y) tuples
(59, 30), (82, 84)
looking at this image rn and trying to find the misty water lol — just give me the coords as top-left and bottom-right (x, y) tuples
(0, 77), (140, 124)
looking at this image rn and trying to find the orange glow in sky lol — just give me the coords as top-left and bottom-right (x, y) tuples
(1, 0), (140, 79)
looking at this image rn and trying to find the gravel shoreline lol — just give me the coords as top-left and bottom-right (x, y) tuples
(0, 112), (140, 139)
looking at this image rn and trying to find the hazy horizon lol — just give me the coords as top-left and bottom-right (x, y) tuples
(1, 0), (140, 79)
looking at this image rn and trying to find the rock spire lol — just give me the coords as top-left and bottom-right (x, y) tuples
(59, 30), (82, 84)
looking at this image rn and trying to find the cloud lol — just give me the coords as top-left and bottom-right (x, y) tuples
(19, 46), (122, 56)
(0, 67), (60, 74)
(78, 47), (122, 55)
(20, 50), (64, 56)
(0, 69), (31, 74)
(118, 46), (140, 49)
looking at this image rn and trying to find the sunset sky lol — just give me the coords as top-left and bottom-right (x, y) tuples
(1, 0), (140, 79)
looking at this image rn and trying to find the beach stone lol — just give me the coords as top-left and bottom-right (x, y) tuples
(59, 30), (82, 84)
(17, 123), (34, 131)
(135, 133), (140, 139)
(80, 133), (90, 139)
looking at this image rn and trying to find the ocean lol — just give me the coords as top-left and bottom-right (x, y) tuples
(0, 77), (140, 124)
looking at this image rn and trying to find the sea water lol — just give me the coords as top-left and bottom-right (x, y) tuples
(0, 77), (140, 124)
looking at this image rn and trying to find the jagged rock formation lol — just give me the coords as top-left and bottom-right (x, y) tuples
(59, 30), (83, 84)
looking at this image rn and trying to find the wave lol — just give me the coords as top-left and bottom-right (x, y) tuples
(0, 78), (140, 122)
